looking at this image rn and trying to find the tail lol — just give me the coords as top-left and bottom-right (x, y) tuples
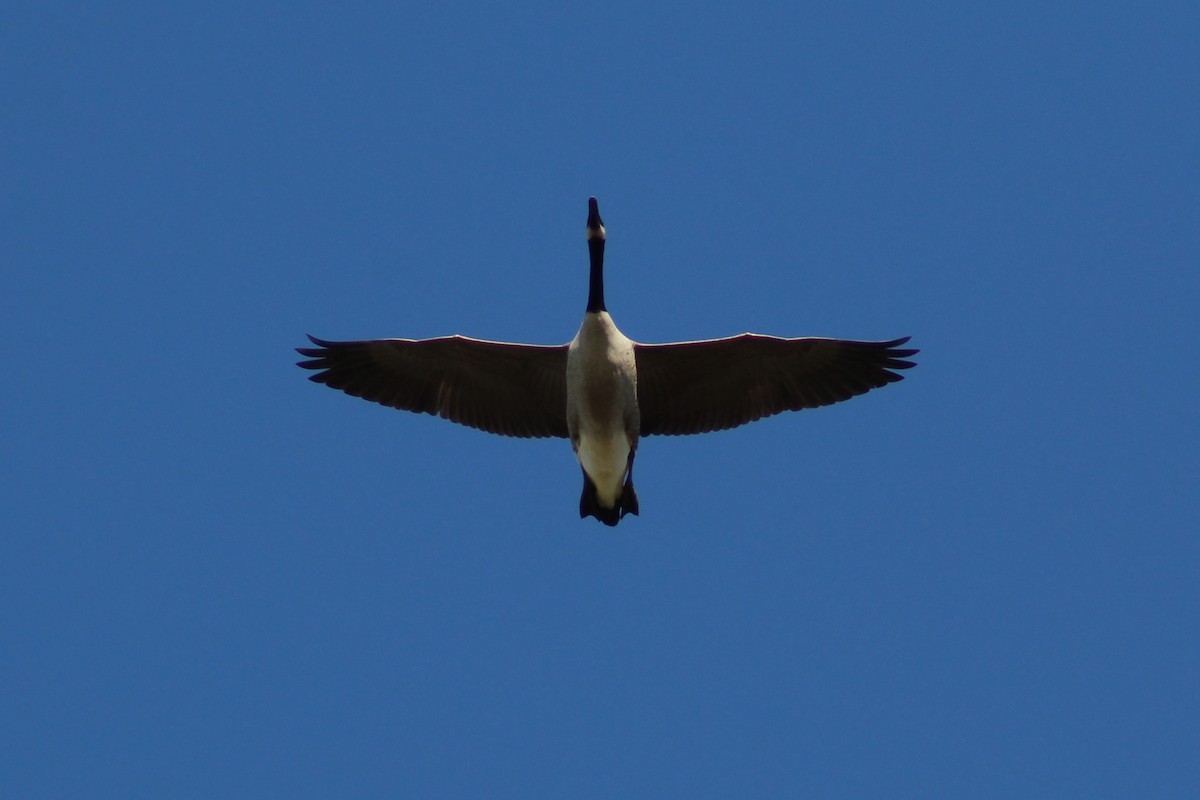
(579, 466), (640, 527)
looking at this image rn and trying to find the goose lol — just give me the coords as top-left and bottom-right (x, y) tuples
(297, 197), (917, 526)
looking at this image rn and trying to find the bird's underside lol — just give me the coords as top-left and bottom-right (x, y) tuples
(297, 196), (917, 526)
(296, 331), (917, 526)
(296, 332), (917, 438)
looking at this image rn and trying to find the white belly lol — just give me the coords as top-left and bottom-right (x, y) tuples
(576, 429), (631, 507)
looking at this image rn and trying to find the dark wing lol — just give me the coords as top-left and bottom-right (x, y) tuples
(634, 335), (917, 436)
(297, 335), (570, 438)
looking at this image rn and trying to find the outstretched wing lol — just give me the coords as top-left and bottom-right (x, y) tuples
(297, 335), (570, 438)
(634, 335), (917, 436)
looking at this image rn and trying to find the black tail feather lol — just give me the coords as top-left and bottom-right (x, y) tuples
(579, 464), (639, 527)
(621, 454), (639, 517)
(579, 472), (621, 526)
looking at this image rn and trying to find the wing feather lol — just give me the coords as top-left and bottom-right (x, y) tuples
(297, 335), (570, 438)
(635, 335), (917, 436)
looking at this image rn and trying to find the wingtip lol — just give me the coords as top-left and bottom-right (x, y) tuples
(297, 334), (335, 363)
(885, 336), (918, 364)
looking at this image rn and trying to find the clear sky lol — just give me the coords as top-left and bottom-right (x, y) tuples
(3, 2), (1197, 797)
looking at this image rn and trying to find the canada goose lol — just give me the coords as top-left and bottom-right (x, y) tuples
(297, 197), (916, 526)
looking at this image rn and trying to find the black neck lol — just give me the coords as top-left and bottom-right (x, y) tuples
(586, 237), (606, 313)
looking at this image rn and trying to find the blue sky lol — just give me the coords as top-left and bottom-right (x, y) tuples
(3, 1), (1197, 797)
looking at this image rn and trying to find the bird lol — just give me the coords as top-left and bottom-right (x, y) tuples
(297, 197), (916, 526)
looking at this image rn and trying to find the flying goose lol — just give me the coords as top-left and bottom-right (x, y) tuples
(297, 197), (916, 526)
